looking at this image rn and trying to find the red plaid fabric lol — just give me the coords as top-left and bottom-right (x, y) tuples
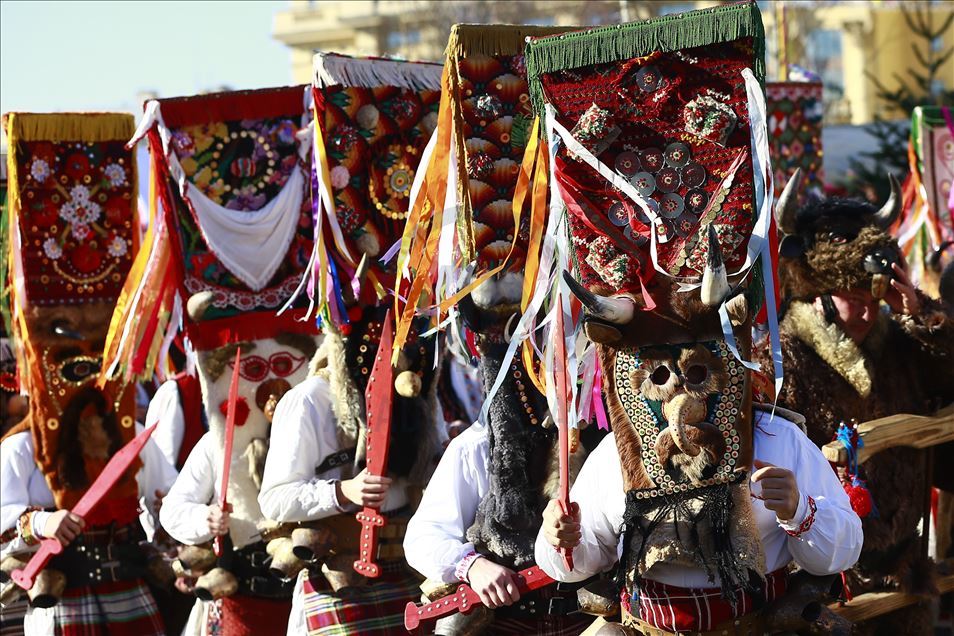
(51, 579), (164, 636)
(219, 594), (291, 636)
(631, 569), (787, 632)
(301, 563), (420, 635)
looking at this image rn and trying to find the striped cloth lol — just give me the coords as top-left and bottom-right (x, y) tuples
(0, 597), (27, 636)
(628, 569), (787, 633)
(301, 563), (420, 636)
(24, 580), (164, 636)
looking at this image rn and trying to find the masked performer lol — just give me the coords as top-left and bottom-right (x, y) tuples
(758, 171), (954, 634)
(143, 370), (205, 473)
(101, 86), (322, 636)
(520, 4), (863, 633)
(257, 53), (447, 636)
(399, 23), (602, 634)
(0, 112), (175, 635)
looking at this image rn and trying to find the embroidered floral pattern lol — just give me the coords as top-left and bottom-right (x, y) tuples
(321, 83), (439, 254)
(176, 117), (301, 210)
(166, 102), (314, 317)
(766, 82), (825, 203)
(103, 163), (127, 187)
(30, 158), (51, 183)
(16, 139), (136, 303)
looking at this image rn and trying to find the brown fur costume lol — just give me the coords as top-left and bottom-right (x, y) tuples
(762, 180), (954, 635)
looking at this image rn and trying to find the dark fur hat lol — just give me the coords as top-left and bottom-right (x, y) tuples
(776, 173), (903, 303)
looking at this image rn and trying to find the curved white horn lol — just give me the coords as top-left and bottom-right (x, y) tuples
(700, 225), (730, 307)
(562, 271), (635, 325)
(774, 168), (802, 235)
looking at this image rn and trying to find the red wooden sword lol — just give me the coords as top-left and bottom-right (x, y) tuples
(352, 311), (395, 578)
(12, 421), (158, 590)
(404, 565), (554, 629)
(213, 347), (242, 557)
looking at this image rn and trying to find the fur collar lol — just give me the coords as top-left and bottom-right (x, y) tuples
(783, 301), (888, 398)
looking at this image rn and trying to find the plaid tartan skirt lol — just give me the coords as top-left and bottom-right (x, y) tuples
(0, 596), (28, 636)
(301, 563), (421, 636)
(23, 579), (164, 636)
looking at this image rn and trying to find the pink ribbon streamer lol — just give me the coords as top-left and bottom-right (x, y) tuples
(592, 359), (609, 431)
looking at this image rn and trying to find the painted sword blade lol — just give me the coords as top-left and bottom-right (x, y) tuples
(12, 421), (158, 590)
(353, 311), (395, 578)
(404, 565), (554, 630)
(214, 347), (242, 557)
(554, 299), (574, 571)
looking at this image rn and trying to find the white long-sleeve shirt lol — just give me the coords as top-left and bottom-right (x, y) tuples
(258, 375), (409, 523)
(145, 379), (185, 471)
(0, 426), (177, 556)
(535, 410), (863, 588)
(158, 431), (266, 548)
(403, 422), (489, 583)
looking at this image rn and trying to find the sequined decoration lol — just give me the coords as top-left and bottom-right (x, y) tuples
(614, 340), (745, 499)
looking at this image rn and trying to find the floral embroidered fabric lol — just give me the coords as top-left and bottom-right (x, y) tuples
(766, 81), (824, 202)
(14, 139), (136, 305)
(154, 87), (315, 318)
(320, 84), (440, 260)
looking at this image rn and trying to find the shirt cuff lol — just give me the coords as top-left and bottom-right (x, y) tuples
(779, 494), (817, 537)
(31, 511), (53, 540)
(331, 480), (349, 513)
(454, 551), (481, 583)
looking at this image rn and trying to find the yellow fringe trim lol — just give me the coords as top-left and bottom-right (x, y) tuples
(446, 24), (574, 59)
(3, 112), (135, 143)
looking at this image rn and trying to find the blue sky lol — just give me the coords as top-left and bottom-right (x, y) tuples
(0, 1), (291, 117)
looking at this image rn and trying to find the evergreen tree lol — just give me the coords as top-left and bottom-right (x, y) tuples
(846, 5), (953, 201)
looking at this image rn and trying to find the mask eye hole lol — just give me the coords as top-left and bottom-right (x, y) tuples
(684, 364), (708, 385)
(650, 365), (671, 385)
(270, 352), (294, 377)
(238, 356), (269, 382)
(60, 358), (101, 383)
(825, 231), (853, 245)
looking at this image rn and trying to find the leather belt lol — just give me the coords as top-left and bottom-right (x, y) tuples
(52, 540), (146, 588)
(227, 542), (295, 600)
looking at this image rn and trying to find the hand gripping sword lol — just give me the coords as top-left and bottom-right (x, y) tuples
(213, 347), (242, 557)
(553, 300), (574, 571)
(404, 565), (555, 630)
(11, 421), (158, 590)
(352, 311), (395, 578)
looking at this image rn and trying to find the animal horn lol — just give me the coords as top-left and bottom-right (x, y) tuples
(872, 173), (902, 229)
(562, 271), (634, 325)
(340, 254), (369, 308)
(503, 313), (519, 344)
(774, 168), (802, 235)
(700, 225), (730, 307)
(186, 291), (216, 322)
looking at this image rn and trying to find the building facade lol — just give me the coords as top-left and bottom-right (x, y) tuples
(272, 0), (954, 126)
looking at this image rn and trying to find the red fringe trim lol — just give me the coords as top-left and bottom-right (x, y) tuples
(156, 85), (308, 128)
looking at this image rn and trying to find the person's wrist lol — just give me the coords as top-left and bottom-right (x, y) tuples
(455, 551), (481, 583)
(332, 480), (349, 512)
(778, 492), (805, 525)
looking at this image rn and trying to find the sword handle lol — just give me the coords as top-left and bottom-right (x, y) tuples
(557, 500), (575, 571)
(403, 565), (554, 630)
(352, 507), (385, 578)
(213, 526), (233, 559)
(11, 538), (64, 590)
